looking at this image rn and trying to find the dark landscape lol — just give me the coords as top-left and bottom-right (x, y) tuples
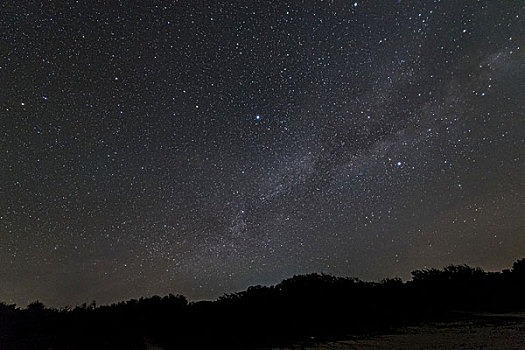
(1, 258), (524, 349)
(272, 313), (525, 350)
(2, 1), (524, 349)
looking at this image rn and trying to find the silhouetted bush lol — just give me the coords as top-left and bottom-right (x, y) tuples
(512, 258), (525, 276)
(1, 258), (524, 349)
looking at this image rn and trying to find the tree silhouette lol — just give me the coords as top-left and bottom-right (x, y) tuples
(512, 258), (525, 276)
(26, 301), (46, 312)
(0, 257), (524, 350)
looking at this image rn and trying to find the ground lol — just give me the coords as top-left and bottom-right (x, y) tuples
(271, 313), (525, 350)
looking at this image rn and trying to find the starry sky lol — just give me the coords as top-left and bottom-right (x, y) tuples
(1, 1), (524, 307)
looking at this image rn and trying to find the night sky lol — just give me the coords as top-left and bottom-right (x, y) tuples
(1, 1), (524, 307)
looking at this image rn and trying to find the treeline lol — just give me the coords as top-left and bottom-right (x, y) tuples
(1, 258), (524, 350)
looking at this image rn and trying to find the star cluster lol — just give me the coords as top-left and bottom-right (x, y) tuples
(1, 1), (524, 306)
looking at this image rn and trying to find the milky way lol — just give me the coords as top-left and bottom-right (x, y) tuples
(1, 1), (524, 306)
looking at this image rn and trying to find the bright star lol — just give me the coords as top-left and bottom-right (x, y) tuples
(255, 115), (261, 120)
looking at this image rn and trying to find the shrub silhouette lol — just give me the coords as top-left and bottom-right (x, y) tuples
(512, 258), (525, 276)
(0, 257), (524, 349)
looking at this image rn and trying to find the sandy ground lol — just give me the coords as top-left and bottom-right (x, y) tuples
(271, 313), (525, 350)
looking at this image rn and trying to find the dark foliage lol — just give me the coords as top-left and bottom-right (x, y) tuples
(1, 258), (524, 349)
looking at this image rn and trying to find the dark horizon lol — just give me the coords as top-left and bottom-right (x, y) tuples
(5, 255), (525, 309)
(1, 257), (524, 350)
(4, 254), (525, 310)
